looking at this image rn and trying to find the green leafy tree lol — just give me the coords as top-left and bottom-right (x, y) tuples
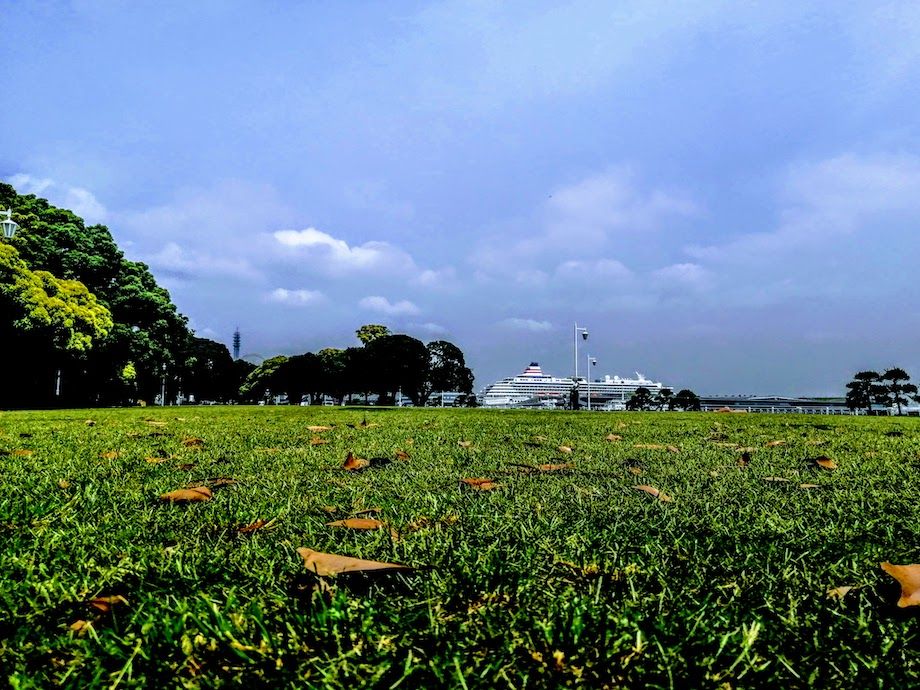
(625, 387), (654, 411)
(844, 370), (880, 415)
(672, 389), (701, 411)
(654, 388), (674, 411)
(875, 368), (917, 416)
(364, 334), (430, 406)
(355, 324), (390, 345)
(425, 340), (474, 404)
(179, 337), (236, 402)
(276, 352), (324, 405)
(239, 355), (289, 402)
(317, 348), (348, 404)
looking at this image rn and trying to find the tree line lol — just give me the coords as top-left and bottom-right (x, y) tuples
(0, 184), (474, 408)
(845, 368), (918, 415)
(237, 325), (474, 406)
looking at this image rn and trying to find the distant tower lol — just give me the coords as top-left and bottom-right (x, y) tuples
(232, 328), (241, 360)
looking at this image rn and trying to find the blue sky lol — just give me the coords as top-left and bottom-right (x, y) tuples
(3, 0), (920, 394)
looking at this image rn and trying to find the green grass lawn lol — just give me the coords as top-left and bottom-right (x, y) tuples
(1, 407), (917, 688)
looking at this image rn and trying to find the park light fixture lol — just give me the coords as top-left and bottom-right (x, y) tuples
(1, 208), (18, 239)
(573, 322), (589, 381)
(587, 356), (597, 411)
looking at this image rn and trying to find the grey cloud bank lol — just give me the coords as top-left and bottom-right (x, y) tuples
(3, 1), (920, 394)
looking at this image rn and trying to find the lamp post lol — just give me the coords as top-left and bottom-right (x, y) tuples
(1, 208), (19, 239)
(586, 355), (596, 411)
(572, 323), (588, 410)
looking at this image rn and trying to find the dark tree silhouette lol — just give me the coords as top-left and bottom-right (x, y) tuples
(626, 387), (654, 411)
(877, 368), (917, 416)
(844, 370), (880, 415)
(672, 389), (702, 411)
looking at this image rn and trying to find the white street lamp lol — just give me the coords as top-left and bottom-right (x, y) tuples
(1, 208), (19, 239)
(587, 356), (597, 411)
(573, 322), (588, 380)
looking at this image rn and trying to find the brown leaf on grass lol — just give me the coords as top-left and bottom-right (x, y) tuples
(145, 456), (169, 464)
(826, 585), (856, 601)
(238, 518), (278, 533)
(667, 445), (680, 453)
(177, 462), (197, 471)
(763, 476), (791, 482)
(85, 420), (96, 427)
(208, 477), (238, 488)
(605, 434), (623, 442)
(342, 452), (370, 471)
(307, 425), (333, 432)
(812, 456), (838, 470)
(799, 483), (821, 489)
(182, 437), (205, 448)
(322, 505), (338, 514)
(146, 420), (168, 427)
(99, 451), (118, 460)
(633, 485), (672, 502)
(557, 445), (574, 454)
(89, 595), (128, 613)
(159, 486), (212, 503)
(880, 562), (920, 607)
(714, 442), (738, 448)
(57, 480), (71, 489)
(458, 440), (473, 448)
(737, 451), (752, 467)
(460, 477), (499, 491)
(765, 440), (786, 447)
(10, 449), (34, 457)
(297, 547), (411, 576)
(69, 619), (92, 634)
(537, 463), (574, 472)
(309, 436), (328, 446)
(326, 518), (385, 530)
(395, 450), (410, 460)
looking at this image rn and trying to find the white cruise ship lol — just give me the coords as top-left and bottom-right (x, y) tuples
(478, 362), (670, 409)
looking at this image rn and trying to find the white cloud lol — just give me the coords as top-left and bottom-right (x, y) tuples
(268, 288), (325, 306)
(651, 262), (711, 289)
(412, 266), (457, 288)
(274, 227), (417, 274)
(359, 295), (421, 316)
(7, 173), (107, 224)
(146, 242), (261, 280)
(411, 322), (449, 335)
(555, 258), (633, 282)
(500, 317), (553, 332)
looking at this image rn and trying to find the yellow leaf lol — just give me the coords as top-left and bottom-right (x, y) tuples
(297, 548), (410, 577)
(880, 562), (920, 607)
(159, 486), (212, 503)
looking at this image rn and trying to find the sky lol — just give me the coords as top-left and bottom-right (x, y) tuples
(2, 0), (920, 395)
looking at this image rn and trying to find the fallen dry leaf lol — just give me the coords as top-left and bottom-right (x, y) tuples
(557, 445), (573, 454)
(460, 477), (499, 491)
(342, 452), (370, 471)
(85, 420), (96, 427)
(799, 483), (821, 489)
(238, 518), (277, 533)
(182, 437), (205, 448)
(297, 547), (410, 577)
(326, 518), (385, 530)
(827, 586), (856, 600)
(605, 434), (623, 442)
(738, 451), (752, 467)
(714, 442), (738, 448)
(69, 619), (92, 634)
(458, 440), (473, 448)
(99, 451), (118, 460)
(307, 425), (333, 432)
(880, 562), (920, 607)
(89, 595), (128, 613)
(309, 436), (328, 446)
(159, 486), (212, 503)
(322, 505), (338, 514)
(633, 485), (672, 502)
(667, 445), (680, 453)
(765, 440), (786, 447)
(146, 420), (168, 427)
(145, 456), (169, 464)
(537, 463), (574, 472)
(812, 456), (838, 470)
(177, 462), (197, 471)
(763, 476), (791, 483)
(57, 479), (70, 489)
(395, 450), (410, 460)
